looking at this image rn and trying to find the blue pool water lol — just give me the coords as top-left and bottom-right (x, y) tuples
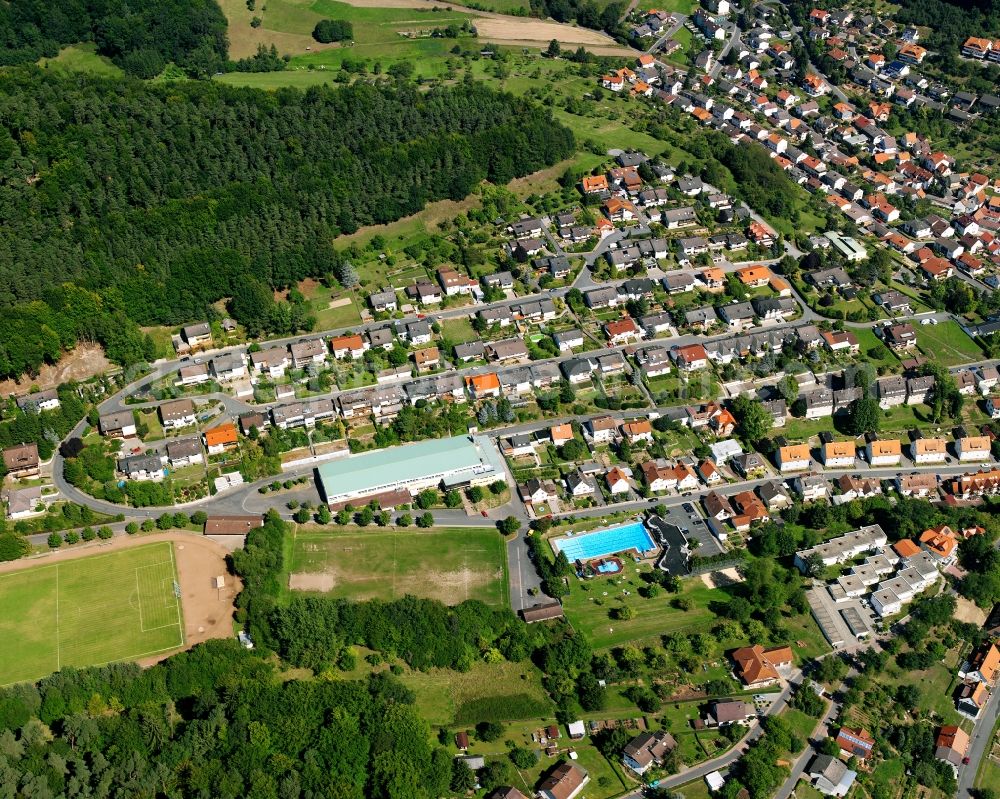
(596, 560), (621, 574)
(552, 521), (657, 562)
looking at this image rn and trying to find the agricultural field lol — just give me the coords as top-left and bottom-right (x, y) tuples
(0, 543), (184, 685)
(288, 526), (508, 606)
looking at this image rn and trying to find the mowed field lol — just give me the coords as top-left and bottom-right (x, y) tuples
(289, 527), (508, 606)
(0, 543), (184, 685)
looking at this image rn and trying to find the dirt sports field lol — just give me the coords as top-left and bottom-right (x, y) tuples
(289, 527), (508, 606)
(0, 532), (240, 673)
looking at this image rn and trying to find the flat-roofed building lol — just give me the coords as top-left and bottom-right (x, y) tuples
(315, 435), (506, 506)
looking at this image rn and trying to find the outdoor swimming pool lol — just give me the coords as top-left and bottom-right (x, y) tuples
(552, 521), (658, 563)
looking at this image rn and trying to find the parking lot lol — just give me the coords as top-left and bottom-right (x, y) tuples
(648, 503), (725, 575)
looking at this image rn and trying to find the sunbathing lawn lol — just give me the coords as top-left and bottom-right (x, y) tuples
(560, 569), (729, 650)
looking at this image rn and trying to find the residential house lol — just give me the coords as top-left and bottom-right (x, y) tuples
(731, 644), (793, 687)
(2, 443), (40, 479)
(586, 416), (618, 444)
(203, 423), (238, 455)
(671, 343), (710, 371)
(538, 763), (589, 799)
(553, 329), (584, 352)
(158, 399), (197, 431)
(912, 437), (947, 464)
(15, 390), (60, 412)
(622, 731), (677, 776)
(621, 420), (654, 444)
(706, 699), (753, 726)
(290, 339), (327, 368)
(807, 754), (856, 798)
(182, 322), (213, 348)
(822, 441), (856, 468)
(957, 435), (991, 462)
(368, 289), (398, 312)
(250, 347), (290, 379)
(466, 373), (502, 400)
(867, 438), (902, 466)
(207, 352), (245, 382)
(935, 726), (969, 767)
(118, 453), (165, 482)
(777, 444), (812, 473)
(330, 334), (366, 360)
(99, 410), (137, 438)
(606, 467), (631, 495)
(165, 438), (204, 468)
(835, 728), (876, 760)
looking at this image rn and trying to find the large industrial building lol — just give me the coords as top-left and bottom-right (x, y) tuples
(315, 434), (507, 506)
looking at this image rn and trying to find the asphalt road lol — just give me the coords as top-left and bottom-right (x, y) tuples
(958, 683), (1000, 798)
(627, 672), (800, 794)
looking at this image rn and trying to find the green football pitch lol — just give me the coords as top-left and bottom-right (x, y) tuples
(0, 542), (185, 685)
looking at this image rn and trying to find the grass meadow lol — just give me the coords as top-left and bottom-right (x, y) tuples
(0, 543), (184, 685)
(289, 526), (509, 606)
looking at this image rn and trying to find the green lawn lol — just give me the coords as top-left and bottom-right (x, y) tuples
(402, 659), (553, 725)
(854, 327), (900, 369)
(915, 319), (984, 367)
(439, 316), (479, 344)
(38, 43), (123, 77)
(289, 526), (509, 607)
(0, 543), (184, 685)
(560, 570), (729, 650)
(781, 706), (821, 751)
(303, 283), (364, 330)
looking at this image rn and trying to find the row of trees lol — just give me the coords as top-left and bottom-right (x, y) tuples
(0, 71), (575, 379)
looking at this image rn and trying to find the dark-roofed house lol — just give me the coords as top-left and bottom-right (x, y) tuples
(3, 443), (40, 479)
(16, 389), (60, 412)
(99, 410), (137, 438)
(159, 398), (197, 431)
(538, 762), (589, 799)
(707, 699), (753, 726)
(165, 438), (204, 468)
(807, 753), (856, 797)
(118, 453), (165, 482)
(622, 731), (677, 775)
(182, 322), (212, 347)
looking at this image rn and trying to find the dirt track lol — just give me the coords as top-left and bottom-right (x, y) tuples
(1, 532), (241, 667)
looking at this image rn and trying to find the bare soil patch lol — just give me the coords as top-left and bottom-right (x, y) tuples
(700, 567), (744, 590)
(0, 344), (112, 396)
(289, 572), (336, 591)
(954, 596), (987, 625)
(474, 17), (622, 46)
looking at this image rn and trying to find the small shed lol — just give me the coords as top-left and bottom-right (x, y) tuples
(567, 720), (586, 739)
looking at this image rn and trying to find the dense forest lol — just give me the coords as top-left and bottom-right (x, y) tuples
(0, 0), (229, 77)
(0, 641), (459, 799)
(896, 0), (1000, 49)
(0, 70), (574, 379)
